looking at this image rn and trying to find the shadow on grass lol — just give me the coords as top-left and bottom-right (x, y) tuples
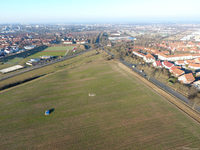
(0, 74), (46, 91)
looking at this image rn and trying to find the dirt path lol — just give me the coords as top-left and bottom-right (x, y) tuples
(116, 61), (200, 124)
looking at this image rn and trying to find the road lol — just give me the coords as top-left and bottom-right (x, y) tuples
(0, 48), (92, 81)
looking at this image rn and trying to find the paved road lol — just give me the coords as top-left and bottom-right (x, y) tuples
(103, 48), (200, 113)
(0, 49), (92, 81)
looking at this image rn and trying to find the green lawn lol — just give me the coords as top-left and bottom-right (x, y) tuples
(1, 52), (200, 150)
(26, 46), (75, 58)
(18, 46), (75, 64)
(5, 57), (24, 64)
(44, 46), (75, 51)
(27, 51), (66, 57)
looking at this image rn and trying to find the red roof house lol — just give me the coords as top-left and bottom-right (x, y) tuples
(162, 61), (174, 69)
(178, 73), (195, 84)
(171, 68), (185, 77)
(153, 60), (162, 68)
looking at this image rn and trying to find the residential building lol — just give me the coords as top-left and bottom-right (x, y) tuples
(194, 57), (200, 63)
(175, 60), (185, 66)
(162, 61), (174, 69)
(184, 59), (195, 65)
(143, 54), (155, 63)
(132, 51), (145, 58)
(153, 60), (162, 68)
(24, 45), (36, 50)
(178, 73), (195, 84)
(63, 41), (73, 45)
(188, 63), (200, 70)
(171, 68), (185, 77)
(157, 53), (200, 61)
(169, 66), (181, 73)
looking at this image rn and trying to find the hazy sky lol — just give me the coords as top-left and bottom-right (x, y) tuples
(1, 0), (200, 23)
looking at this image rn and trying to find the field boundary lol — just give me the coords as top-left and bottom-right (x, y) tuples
(0, 65), (71, 94)
(117, 61), (200, 124)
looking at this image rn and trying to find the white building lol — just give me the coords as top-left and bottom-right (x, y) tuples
(132, 51), (145, 58)
(157, 53), (200, 61)
(63, 41), (73, 45)
(188, 63), (200, 70)
(175, 60), (185, 66)
(76, 41), (87, 45)
(26, 58), (40, 66)
(24, 45), (36, 50)
(0, 65), (24, 74)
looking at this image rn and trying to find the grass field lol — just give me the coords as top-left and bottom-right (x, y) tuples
(1, 51), (200, 149)
(44, 46), (75, 51)
(25, 46), (75, 58)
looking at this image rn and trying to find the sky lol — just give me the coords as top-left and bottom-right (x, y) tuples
(0, 0), (200, 23)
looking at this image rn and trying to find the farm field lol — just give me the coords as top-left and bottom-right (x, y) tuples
(1, 51), (200, 149)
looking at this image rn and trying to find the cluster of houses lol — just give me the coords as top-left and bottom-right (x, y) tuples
(0, 34), (56, 57)
(132, 48), (200, 89)
(156, 41), (200, 53)
(62, 37), (88, 45)
(0, 45), (37, 57)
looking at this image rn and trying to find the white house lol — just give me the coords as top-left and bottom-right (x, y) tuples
(132, 51), (145, 58)
(175, 60), (185, 66)
(188, 63), (200, 70)
(76, 40), (87, 44)
(157, 53), (200, 61)
(63, 41), (73, 45)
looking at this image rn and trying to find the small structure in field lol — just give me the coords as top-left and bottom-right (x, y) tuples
(45, 110), (50, 115)
(88, 93), (96, 97)
(26, 58), (40, 66)
(45, 108), (55, 116)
